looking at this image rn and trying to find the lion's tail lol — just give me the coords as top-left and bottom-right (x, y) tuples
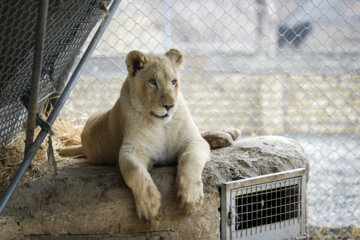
(58, 145), (83, 157)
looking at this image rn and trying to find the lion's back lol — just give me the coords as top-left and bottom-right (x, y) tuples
(81, 110), (122, 165)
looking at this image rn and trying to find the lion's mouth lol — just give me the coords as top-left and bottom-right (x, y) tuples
(151, 112), (169, 119)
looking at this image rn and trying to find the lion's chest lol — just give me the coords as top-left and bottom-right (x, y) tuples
(146, 126), (180, 167)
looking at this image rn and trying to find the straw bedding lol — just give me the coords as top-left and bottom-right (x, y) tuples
(0, 116), (84, 191)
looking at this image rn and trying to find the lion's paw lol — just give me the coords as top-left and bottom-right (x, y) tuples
(133, 182), (162, 226)
(176, 175), (204, 215)
(201, 127), (241, 149)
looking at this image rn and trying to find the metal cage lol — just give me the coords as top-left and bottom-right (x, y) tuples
(221, 168), (308, 240)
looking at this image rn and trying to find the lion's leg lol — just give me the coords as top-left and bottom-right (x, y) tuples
(176, 139), (210, 215)
(119, 147), (162, 225)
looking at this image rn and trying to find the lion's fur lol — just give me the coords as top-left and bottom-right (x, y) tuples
(59, 49), (210, 225)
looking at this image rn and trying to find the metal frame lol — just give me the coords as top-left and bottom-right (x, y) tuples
(221, 168), (308, 240)
(0, 0), (121, 214)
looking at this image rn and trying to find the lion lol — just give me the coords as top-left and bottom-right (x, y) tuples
(59, 49), (212, 225)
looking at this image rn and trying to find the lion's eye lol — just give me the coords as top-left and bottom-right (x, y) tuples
(148, 79), (157, 87)
(172, 79), (177, 86)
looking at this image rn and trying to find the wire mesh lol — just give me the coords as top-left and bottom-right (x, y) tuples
(63, 0), (359, 239)
(234, 178), (302, 231)
(0, 0), (108, 144)
(232, 177), (303, 239)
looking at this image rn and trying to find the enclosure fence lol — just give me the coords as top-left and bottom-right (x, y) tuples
(0, 0), (112, 144)
(0, 0), (359, 239)
(62, 0), (360, 239)
(0, 0), (120, 213)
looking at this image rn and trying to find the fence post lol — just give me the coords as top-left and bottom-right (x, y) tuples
(162, 0), (172, 50)
(24, 0), (49, 155)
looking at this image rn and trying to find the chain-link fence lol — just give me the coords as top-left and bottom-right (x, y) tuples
(62, 0), (360, 239)
(0, 0), (108, 145)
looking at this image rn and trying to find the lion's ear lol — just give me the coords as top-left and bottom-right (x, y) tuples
(165, 48), (183, 68)
(125, 50), (149, 76)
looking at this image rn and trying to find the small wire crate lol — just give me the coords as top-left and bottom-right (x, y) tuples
(221, 168), (308, 240)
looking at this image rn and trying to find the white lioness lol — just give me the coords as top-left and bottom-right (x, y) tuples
(60, 49), (210, 225)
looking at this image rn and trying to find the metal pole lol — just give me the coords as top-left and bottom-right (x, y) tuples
(0, 0), (121, 214)
(162, 0), (172, 49)
(24, 0), (48, 155)
(255, 0), (266, 53)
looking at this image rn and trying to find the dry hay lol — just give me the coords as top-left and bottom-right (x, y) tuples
(0, 114), (85, 191)
(310, 225), (360, 240)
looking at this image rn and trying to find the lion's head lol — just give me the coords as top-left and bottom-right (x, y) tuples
(125, 49), (183, 123)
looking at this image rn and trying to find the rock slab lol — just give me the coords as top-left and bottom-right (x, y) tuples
(0, 136), (309, 240)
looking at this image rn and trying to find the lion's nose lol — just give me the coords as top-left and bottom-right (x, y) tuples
(163, 104), (174, 111)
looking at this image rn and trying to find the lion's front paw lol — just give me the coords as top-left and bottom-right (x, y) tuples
(133, 182), (162, 226)
(176, 175), (204, 215)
